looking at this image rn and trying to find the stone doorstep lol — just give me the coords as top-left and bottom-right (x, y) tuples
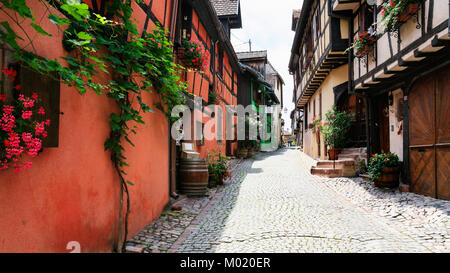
(340, 147), (365, 153)
(310, 167), (342, 178)
(316, 159), (356, 168)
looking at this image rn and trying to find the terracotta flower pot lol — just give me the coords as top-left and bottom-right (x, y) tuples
(398, 3), (419, 22)
(375, 167), (400, 189)
(328, 148), (342, 160)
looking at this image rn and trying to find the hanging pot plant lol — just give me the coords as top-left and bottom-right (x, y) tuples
(347, 32), (376, 58)
(178, 37), (209, 71)
(379, 0), (422, 32)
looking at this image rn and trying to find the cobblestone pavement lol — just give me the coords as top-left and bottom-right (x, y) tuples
(175, 148), (432, 253)
(126, 159), (243, 253)
(318, 173), (450, 252)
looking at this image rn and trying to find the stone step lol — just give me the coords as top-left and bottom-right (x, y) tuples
(338, 153), (363, 160)
(310, 167), (342, 178)
(316, 159), (355, 168)
(340, 147), (364, 153)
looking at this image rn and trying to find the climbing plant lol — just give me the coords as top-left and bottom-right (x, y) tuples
(0, 0), (187, 252)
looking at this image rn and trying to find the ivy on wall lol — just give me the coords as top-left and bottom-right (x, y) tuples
(0, 0), (187, 252)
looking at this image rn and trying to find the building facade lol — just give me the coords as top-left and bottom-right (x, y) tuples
(291, 0), (449, 200)
(340, 0), (449, 199)
(289, 0), (355, 160)
(237, 51), (283, 151)
(0, 0), (243, 252)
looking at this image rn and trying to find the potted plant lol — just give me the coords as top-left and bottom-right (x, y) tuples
(320, 106), (354, 160)
(208, 91), (218, 105)
(368, 152), (401, 189)
(378, 0), (422, 33)
(311, 115), (322, 133)
(237, 141), (248, 158)
(347, 32), (376, 58)
(207, 151), (231, 186)
(0, 68), (51, 172)
(178, 37), (209, 71)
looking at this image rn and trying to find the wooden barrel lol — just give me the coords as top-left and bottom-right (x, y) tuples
(375, 167), (400, 189)
(178, 158), (209, 196)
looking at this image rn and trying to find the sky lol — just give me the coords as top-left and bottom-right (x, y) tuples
(230, 0), (302, 134)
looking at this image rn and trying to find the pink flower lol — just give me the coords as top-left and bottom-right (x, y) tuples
(38, 107), (45, 115)
(22, 110), (32, 119)
(32, 93), (38, 100)
(23, 98), (35, 108)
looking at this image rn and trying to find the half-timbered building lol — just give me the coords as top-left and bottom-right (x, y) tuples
(237, 51), (283, 151)
(289, 0), (359, 161)
(340, 0), (450, 199)
(172, 0), (241, 161)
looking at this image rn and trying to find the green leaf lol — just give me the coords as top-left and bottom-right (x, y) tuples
(48, 14), (70, 25)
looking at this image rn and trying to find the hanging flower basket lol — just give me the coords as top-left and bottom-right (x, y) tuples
(397, 3), (420, 22)
(178, 38), (209, 71)
(347, 32), (376, 58)
(355, 44), (374, 58)
(379, 1), (422, 32)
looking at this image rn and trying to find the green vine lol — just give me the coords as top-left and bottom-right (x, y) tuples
(0, 0), (187, 252)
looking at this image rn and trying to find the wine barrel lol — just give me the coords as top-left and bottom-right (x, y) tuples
(178, 158), (209, 196)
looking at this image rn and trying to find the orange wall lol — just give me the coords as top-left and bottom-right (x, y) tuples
(182, 9), (239, 158)
(0, 0), (173, 252)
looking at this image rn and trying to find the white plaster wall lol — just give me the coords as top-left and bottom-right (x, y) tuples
(389, 89), (404, 161)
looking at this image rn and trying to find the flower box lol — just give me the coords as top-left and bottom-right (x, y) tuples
(397, 3), (420, 22)
(374, 167), (400, 189)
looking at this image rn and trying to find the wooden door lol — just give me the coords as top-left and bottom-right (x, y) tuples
(376, 93), (390, 153)
(409, 77), (436, 197)
(435, 67), (450, 200)
(409, 65), (450, 200)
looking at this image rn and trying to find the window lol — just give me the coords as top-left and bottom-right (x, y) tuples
(304, 104), (309, 129)
(1, 47), (60, 147)
(177, 0), (192, 43)
(210, 40), (215, 73)
(359, 2), (375, 34)
(196, 120), (204, 146)
(217, 43), (224, 77)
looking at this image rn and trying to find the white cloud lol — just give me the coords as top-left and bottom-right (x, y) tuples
(231, 0), (303, 128)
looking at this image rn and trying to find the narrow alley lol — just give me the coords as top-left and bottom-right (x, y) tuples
(128, 149), (450, 253)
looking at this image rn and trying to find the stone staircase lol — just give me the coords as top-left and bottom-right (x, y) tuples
(310, 147), (367, 178)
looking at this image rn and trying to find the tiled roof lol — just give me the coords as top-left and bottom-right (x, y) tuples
(210, 0), (240, 17)
(236, 50), (267, 61)
(266, 62), (284, 85)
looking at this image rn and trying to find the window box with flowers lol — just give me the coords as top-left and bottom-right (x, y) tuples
(0, 68), (51, 172)
(348, 32), (377, 58)
(368, 152), (401, 189)
(379, 0), (422, 33)
(178, 37), (210, 72)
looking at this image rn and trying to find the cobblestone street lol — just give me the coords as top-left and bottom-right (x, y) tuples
(128, 148), (450, 253)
